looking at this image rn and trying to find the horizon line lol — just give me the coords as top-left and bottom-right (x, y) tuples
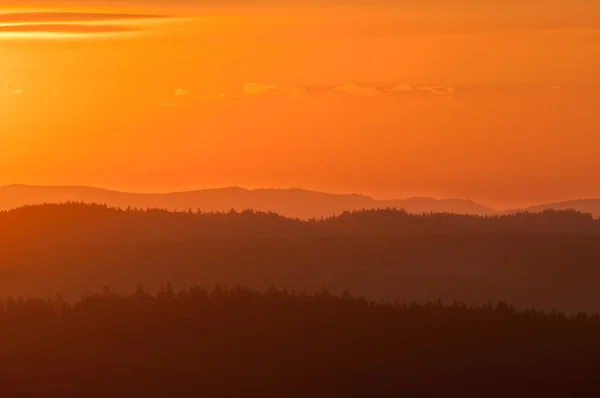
(2, 183), (600, 212)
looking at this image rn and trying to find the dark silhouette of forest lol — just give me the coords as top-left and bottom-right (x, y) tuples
(2, 202), (599, 246)
(3, 203), (600, 312)
(1, 286), (599, 397)
(2, 203), (600, 395)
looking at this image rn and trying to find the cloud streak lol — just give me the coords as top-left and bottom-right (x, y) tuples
(244, 83), (305, 97)
(332, 84), (380, 97)
(0, 11), (172, 37)
(0, 24), (134, 34)
(387, 84), (414, 93)
(416, 86), (454, 96)
(0, 12), (169, 23)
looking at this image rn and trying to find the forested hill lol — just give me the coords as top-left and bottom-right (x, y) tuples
(1, 202), (599, 246)
(3, 203), (600, 313)
(1, 286), (599, 396)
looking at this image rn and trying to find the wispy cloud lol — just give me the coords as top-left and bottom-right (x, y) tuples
(151, 82), (575, 107)
(175, 88), (190, 96)
(243, 83), (305, 97)
(416, 86), (454, 96)
(332, 83), (380, 97)
(387, 84), (414, 93)
(0, 24), (134, 34)
(0, 11), (172, 37)
(0, 12), (169, 23)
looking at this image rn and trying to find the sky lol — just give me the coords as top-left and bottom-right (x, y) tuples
(1, 1), (599, 208)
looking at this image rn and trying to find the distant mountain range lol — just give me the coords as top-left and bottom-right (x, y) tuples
(1, 184), (599, 219)
(0, 185), (497, 219)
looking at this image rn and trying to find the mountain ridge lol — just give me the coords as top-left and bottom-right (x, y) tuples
(3, 184), (600, 219)
(506, 199), (600, 219)
(0, 184), (496, 219)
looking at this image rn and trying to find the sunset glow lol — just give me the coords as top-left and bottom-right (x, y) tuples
(1, 2), (599, 208)
(3, 3), (600, 394)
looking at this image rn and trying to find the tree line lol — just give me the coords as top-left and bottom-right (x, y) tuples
(1, 202), (599, 247)
(1, 285), (599, 396)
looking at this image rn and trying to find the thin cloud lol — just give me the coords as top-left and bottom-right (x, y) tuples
(332, 83), (379, 96)
(14, 89), (24, 95)
(243, 83), (305, 97)
(175, 89), (190, 96)
(0, 12), (169, 23)
(0, 11), (172, 37)
(387, 84), (414, 92)
(0, 24), (134, 34)
(416, 86), (454, 96)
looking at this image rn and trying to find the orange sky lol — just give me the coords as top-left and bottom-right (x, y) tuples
(1, 2), (600, 208)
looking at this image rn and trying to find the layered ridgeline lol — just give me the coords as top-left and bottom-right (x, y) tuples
(3, 184), (600, 219)
(515, 199), (600, 219)
(2, 203), (600, 313)
(0, 184), (497, 219)
(1, 202), (599, 244)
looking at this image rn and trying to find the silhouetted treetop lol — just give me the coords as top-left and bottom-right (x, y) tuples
(1, 285), (599, 397)
(1, 203), (598, 246)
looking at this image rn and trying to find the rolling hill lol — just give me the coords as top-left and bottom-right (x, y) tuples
(515, 199), (600, 219)
(0, 184), (497, 219)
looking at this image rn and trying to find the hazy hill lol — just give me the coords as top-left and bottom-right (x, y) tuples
(8, 184), (599, 219)
(0, 203), (597, 247)
(0, 184), (497, 219)
(1, 204), (600, 312)
(381, 196), (496, 216)
(515, 199), (600, 219)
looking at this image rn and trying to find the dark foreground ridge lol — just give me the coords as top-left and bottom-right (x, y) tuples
(1, 286), (599, 397)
